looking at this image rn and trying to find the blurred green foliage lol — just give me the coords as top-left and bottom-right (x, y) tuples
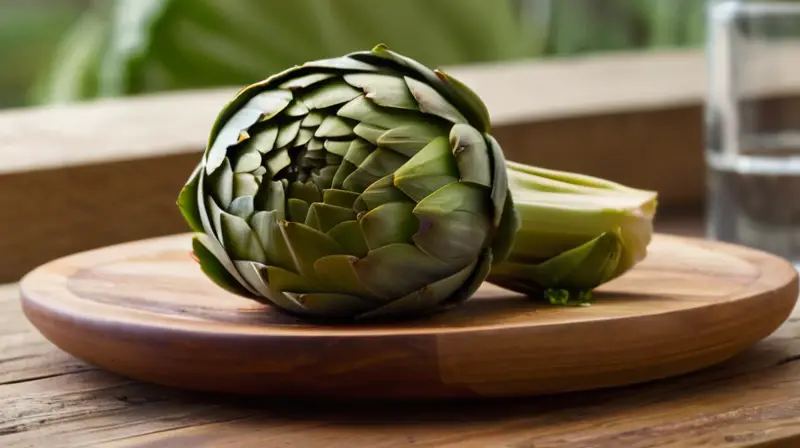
(0, 0), (89, 108)
(0, 0), (735, 109)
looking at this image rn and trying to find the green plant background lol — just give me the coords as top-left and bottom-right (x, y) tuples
(0, 0), (760, 109)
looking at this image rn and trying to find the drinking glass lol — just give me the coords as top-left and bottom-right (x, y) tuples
(706, 0), (800, 267)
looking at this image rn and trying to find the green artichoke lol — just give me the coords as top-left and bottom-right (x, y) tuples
(489, 161), (657, 305)
(178, 44), (519, 321)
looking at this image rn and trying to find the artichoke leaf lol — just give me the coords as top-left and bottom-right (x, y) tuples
(413, 182), (491, 264)
(404, 76), (468, 125)
(280, 73), (336, 91)
(343, 73), (418, 111)
(490, 232), (623, 296)
(360, 202), (418, 249)
(288, 180), (322, 203)
(302, 56), (380, 73)
(301, 111), (325, 128)
(228, 143), (263, 173)
(279, 221), (347, 284)
(300, 79), (363, 109)
(377, 123), (448, 158)
(306, 203), (357, 233)
(314, 255), (377, 298)
(233, 173), (259, 198)
(254, 180), (286, 219)
(250, 263), (309, 313)
(323, 189), (360, 208)
(490, 194), (520, 265)
(354, 174), (409, 212)
(219, 212), (267, 264)
(450, 123), (491, 187)
(207, 157), (235, 209)
(352, 243), (459, 301)
(293, 128), (314, 147)
(191, 234), (258, 297)
(353, 122), (386, 144)
(315, 115), (355, 138)
(228, 195), (255, 220)
(261, 264), (314, 293)
(284, 99), (310, 117)
(206, 90), (292, 174)
(177, 163), (203, 233)
(327, 220), (370, 258)
(249, 126), (279, 154)
(287, 198), (310, 222)
(443, 249), (494, 306)
(233, 260), (273, 299)
(324, 139), (353, 157)
(275, 119), (302, 148)
(337, 95), (423, 130)
(286, 293), (376, 319)
(357, 258), (478, 319)
(331, 162), (357, 190)
(433, 69), (492, 132)
(486, 134), (510, 227)
(249, 211), (296, 272)
(265, 148), (291, 176)
(393, 136), (459, 202)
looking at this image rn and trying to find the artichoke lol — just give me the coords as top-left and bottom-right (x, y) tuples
(177, 44), (519, 321)
(489, 161), (657, 305)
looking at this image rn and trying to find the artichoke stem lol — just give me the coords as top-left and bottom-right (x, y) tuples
(489, 163), (658, 301)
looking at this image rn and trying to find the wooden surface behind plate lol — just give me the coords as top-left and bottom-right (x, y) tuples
(19, 233), (799, 399)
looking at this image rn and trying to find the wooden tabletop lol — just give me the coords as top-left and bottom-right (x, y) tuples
(4, 225), (800, 447)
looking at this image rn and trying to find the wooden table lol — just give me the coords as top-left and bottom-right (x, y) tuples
(4, 233), (800, 448)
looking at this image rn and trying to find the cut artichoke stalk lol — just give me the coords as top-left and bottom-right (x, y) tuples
(177, 44), (520, 321)
(487, 161), (658, 305)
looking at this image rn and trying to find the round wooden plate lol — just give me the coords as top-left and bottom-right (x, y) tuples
(20, 233), (799, 399)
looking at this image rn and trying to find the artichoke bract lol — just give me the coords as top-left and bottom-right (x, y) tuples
(178, 44), (519, 321)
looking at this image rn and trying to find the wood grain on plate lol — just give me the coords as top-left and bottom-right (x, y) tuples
(17, 233), (798, 400)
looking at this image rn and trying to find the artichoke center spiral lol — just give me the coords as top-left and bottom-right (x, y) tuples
(183, 48), (515, 320)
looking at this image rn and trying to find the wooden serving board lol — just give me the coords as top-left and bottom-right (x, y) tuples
(19, 233), (799, 399)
